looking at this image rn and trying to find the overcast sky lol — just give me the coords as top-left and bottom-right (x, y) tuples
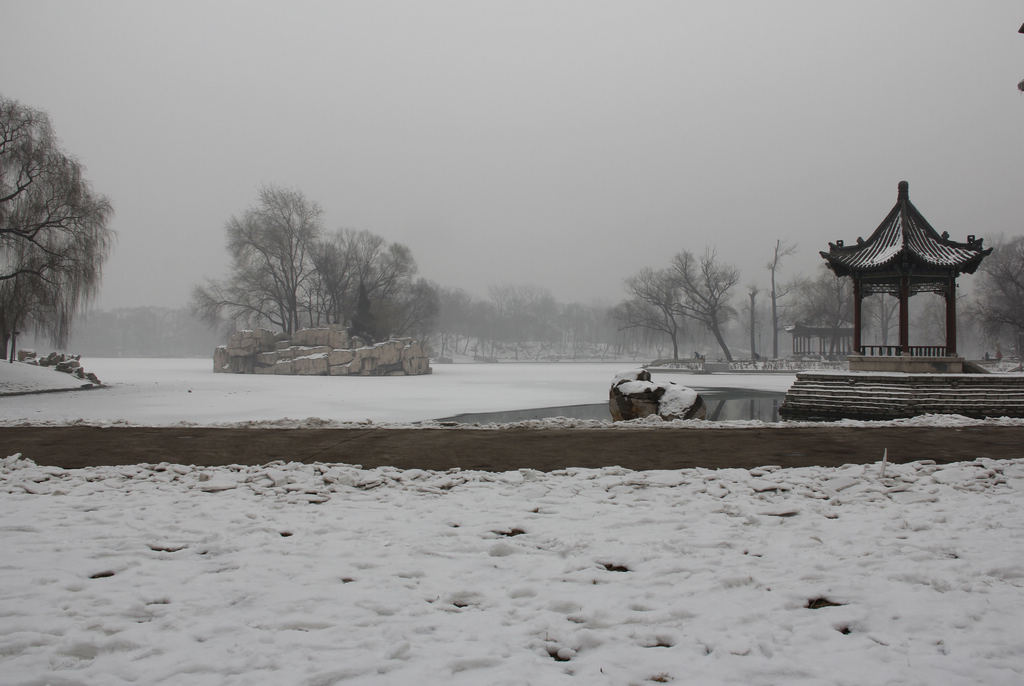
(2, 1), (1022, 310)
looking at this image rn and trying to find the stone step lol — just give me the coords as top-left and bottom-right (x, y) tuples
(780, 373), (1024, 419)
(785, 392), (1024, 406)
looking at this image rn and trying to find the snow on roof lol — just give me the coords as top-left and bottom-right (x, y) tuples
(821, 181), (991, 276)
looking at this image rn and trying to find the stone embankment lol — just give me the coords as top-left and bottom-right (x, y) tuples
(213, 327), (431, 376)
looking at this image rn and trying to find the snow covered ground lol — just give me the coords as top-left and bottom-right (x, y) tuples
(2, 455), (1022, 685)
(2, 358), (1023, 684)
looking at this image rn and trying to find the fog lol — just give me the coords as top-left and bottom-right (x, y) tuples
(2, 1), (1021, 310)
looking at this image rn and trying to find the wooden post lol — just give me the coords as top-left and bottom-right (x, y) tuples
(945, 277), (957, 356)
(899, 275), (910, 354)
(852, 278), (862, 355)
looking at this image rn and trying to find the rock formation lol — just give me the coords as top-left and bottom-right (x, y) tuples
(609, 368), (706, 421)
(213, 327), (431, 376)
(16, 350), (102, 384)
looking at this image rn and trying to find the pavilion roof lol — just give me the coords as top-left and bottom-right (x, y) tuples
(820, 181), (991, 278)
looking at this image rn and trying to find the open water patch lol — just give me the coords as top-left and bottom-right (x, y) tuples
(436, 389), (785, 424)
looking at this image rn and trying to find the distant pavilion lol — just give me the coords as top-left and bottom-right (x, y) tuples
(786, 323), (854, 358)
(820, 180), (990, 371)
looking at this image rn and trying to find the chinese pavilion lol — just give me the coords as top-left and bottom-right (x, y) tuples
(820, 180), (990, 371)
(780, 182), (1024, 420)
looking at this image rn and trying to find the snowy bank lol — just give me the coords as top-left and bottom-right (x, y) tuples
(0, 359), (97, 395)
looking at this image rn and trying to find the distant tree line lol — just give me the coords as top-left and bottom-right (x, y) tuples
(61, 239), (1013, 363)
(190, 188), (1018, 364)
(433, 285), (649, 361)
(63, 233), (1023, 364)
(53, 307), (221, 357)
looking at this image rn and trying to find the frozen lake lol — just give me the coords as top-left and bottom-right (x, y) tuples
(0, 359), (796, 427)
(438, 389), (785, 424)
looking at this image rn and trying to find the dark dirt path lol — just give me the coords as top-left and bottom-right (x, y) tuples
(2, 425), (1021, 471)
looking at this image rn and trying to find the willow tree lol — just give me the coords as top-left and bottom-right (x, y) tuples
(0, 95), (114, 359)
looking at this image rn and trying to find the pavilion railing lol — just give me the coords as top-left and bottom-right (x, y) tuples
(857, 345), (949, 357)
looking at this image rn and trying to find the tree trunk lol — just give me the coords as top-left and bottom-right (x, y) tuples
(881, 298), (890, 346)
(749, 290), (757, 360)
(770, 274), (779, 359)
(709, 319), (733, 361)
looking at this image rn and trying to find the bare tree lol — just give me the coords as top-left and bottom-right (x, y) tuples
(487, 284), (559, 359)
(974, 236), (1024, 355)
(192, 185), (321, 335)
(789, 265), (854, 355)
(435, 287), (474, 358)
(192, 187), (436, 344)
(766, 239), (797, 359)
(670, 249), (740, 361)
(373, 277), (439, 341)
(349, 281), (375, 342)
(305, 228), (421, 335)
(746, 285), (759, 360)
(614, 267), (685, 360)
(864, 294), (898, 345)
(349, 231), (416, 304)
(0, 95), (114, 358)
(304, 230), (355, 327)
(912, 293), (956, 347)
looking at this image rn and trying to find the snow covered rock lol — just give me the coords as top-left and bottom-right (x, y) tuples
(10, 352), (102, 386)
(609, 368), (706, 421)
(213, 327), (431, 376)
(292, 353), (329, 376)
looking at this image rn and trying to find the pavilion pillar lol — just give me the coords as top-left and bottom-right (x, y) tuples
(898, 275), (910, 354)
(945, 276), (957, 356)
(852, 278), (862, 355)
